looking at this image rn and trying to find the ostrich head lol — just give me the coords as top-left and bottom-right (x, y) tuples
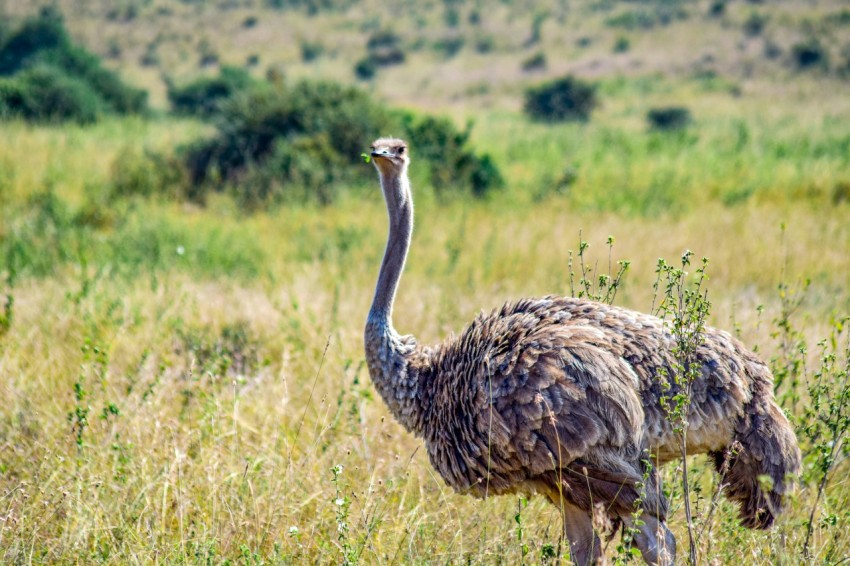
(370, 137), (409, 176)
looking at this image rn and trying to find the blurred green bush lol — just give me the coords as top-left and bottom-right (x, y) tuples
(791, 38), (829, 71)
(172, 79), (503, 208)
(167, 66), (256, 117)
(0, 7), (147, 122)
(0, 64), (103, 123)
(523, 75), (599, 122)
(647, 106), (692, 131)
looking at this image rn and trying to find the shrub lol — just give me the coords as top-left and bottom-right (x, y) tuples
(613, 36), (631, 53)
(763, 38), (782, 60)
(606, 10), (657, 30)
(0, 64), (103, 123)
(521, 52), (547, 72)
(366, 30), (406, 66)
(300, 41), (325, 62)
(475, 35), (495, 53)
(234, 134), (348, 208)
(743, 12), (767, 37)
(401, 114), (503, 198)
(791, 38), (829, 70)
(0, 6), (68, 75)
(110, 147), (188, 200)
(45, 44), (147, 113)
(434, 36), (464, 59)
(182, 80), (397, 204)
(354, 57), (377, 80)
(523, 75), (598, 122)
(178, 79), (502, 207)
(647, 106), (692, 131)
(444, 7), (460, 27)
(0, 8), (147, 118)
(167, 66), (255, 117)
(708, 1), (726, 18)
(140, 43), (159, 67)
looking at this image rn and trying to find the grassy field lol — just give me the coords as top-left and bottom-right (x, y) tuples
(2, 1), (850, 564)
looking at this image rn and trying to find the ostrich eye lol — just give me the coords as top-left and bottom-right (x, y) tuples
(398, 147), (405, 154)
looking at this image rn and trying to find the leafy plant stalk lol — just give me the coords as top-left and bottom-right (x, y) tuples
(653, 251), (711, 566)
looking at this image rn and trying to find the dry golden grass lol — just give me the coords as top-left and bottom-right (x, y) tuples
(1, 182), (848, 562)
(2, 1), (850, 561)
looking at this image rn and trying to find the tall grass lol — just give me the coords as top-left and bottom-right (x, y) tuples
(1, 106), (849, 562)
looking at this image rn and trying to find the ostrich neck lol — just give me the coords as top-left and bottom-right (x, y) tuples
(368, 168), (413, 325)
(364, 166), (424, 434)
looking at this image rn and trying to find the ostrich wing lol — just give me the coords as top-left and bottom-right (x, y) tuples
(424, 298), (648, 500)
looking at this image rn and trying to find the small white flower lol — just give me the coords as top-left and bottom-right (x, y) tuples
(334, 497), (345, 507)
(176, 245), (185, 256)
(288, 526), (299, 536)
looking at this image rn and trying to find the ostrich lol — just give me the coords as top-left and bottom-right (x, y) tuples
(363, 137), (800, 565)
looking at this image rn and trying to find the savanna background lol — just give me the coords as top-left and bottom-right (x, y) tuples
(0, 0), (849, 563)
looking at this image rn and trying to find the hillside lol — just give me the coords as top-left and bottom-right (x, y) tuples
(2, 0), (848, 110)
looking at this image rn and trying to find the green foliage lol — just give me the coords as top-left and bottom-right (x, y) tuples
(523, 75), (599, 122)
(707, 1), (725, 18)
(0, 6), (68, 75)
(743, 11), (767, 37)
(183, 80), (396, 206)
(330, 464), (361, 565)
(265, 0), (354, 14)
(354, 57), (377, 80)
(0, 7), (147, 122)
(653, 251), (711, 566)
(236, 133), (350, 208)
(179, 79), (502, 207)
(606, 6), (688, 30)
(792, 38), (829, 70)
(613, 35), (631, 53)
(355, 30), (406, 77)
(768, 255), (850, 559)
(167, 66), (256, 117)
(647, 106), (692, 131)
(514, 497), (529, 562)
(401, 114), (503, 198)
(521, 52), (547, 72)
(433, 36), (465, 59)
(300, 40), (325, 62)
(799, 316), (850, 558)
(45, 44), (147, 114)
(110, 147), (188, 200)
(567, 233), (630, 304)
(366, 30), (406, 66)
(0, 242), (14, 338)
(0, 186), (264, 280)
(0, 64), (104, 123)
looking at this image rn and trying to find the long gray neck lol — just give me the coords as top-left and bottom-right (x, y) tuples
(368, 166), (413, 326)
(364, 164), (424, 434)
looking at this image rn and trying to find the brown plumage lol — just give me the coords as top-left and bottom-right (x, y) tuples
(363, 138), (801, 565)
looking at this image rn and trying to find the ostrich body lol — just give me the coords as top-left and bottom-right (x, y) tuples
(364, 138), (801, 565)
